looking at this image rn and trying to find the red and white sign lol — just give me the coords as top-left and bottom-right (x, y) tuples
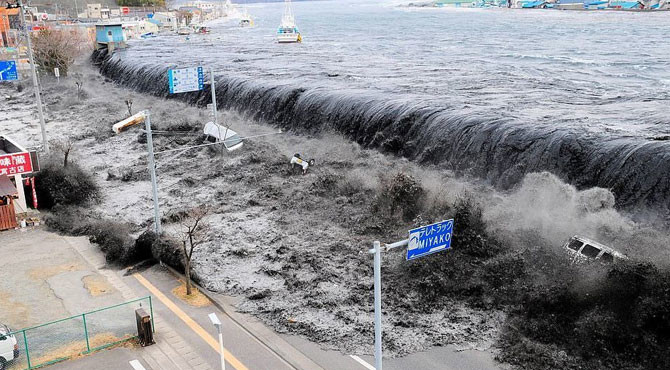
(122, 7), (130, 14)
(0, 152), (33, 176)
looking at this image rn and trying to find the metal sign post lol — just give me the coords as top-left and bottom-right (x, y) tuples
(210, 68), (218, 125)
(369, 219), (454, 370)
(145, 112), (162, 234)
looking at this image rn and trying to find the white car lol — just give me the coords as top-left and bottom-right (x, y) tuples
(563, 235), (628, 264)
(0, 324), (19, 370)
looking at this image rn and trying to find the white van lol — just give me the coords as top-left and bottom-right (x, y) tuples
(563, 235), (628, 264)
(0, 324), (19, 370)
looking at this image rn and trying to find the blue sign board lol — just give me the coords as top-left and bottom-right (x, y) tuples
(0, 61), (18, 81)
(406, 219), (454, 260)
(168, 66), (204, 94)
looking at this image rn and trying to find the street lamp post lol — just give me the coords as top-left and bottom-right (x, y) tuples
(208, 313), (225, 370)
(18, 0), (49, 154)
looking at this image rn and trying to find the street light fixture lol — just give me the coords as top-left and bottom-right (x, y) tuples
(208, 313), (225, 370)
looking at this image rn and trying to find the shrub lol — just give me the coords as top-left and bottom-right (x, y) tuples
(35, 162), (99, 209)
(151, 235), (184, 272)
(373, 172), (425, 222)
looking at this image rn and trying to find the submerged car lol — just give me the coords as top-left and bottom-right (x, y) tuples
(563, 235), (628, 264)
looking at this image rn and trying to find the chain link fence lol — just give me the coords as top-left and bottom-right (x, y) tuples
(4, 296), (153, 370)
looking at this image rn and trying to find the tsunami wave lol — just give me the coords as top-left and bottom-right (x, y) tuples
(92, 50), (670, 215)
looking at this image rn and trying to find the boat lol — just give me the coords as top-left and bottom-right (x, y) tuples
(277, 0), (301, 43)
(177, 26), (191, 35)
(239, 8), (254, 27)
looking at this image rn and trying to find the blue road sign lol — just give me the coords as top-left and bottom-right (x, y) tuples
(407, 219), (454, 260)
(168, 66), (204, 94)
(0, 61), (18, 81)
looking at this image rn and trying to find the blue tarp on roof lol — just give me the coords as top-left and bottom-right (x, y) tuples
(586, 1), (608, 5)
(522, 0), (546, 7)
(147, 18), (162, 26)
(610, 1), (641, 7)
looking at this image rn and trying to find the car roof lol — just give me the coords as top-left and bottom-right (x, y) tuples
(570, 235), (628, 259)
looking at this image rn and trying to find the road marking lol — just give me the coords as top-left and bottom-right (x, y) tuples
(350, 355), (375, 370)
(133, 273), (249, 370)
(129, 360), (146, 370)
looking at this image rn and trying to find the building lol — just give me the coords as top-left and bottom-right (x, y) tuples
(152, 12), (178, 31)
(138, 19), (160, 35)
(87, 3), (103, 19)
(95, 23), (126, 51)
(0, 136), (36, 218)
(0, 7), (20, 48)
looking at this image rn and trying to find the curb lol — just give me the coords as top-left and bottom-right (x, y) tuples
(161, 264), (324, 370)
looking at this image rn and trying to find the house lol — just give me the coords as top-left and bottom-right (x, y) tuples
(138, 19), (160, 35)
(152, 12), (178, 31)
(87, 3), (102, 19)
(95, 23), (127, 51)
(0, 136), (37, 220)
(0, 7), (20, 48)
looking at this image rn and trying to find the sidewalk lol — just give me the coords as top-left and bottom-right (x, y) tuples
(69, 233), (213, 370)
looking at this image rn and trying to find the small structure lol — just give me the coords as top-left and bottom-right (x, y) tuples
(95, 23), (127, 52)
(0, 136), (35, 217)
(0, 175), (18, 231)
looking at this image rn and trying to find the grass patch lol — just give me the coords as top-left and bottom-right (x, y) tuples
(171, 283), (211, 307)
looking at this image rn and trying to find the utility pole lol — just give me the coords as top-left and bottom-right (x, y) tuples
(18, 0), (49, 154)
(145, 112), (162, 234)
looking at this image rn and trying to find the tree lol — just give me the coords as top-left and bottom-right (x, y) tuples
(31, 29), (89, 77)
(175, 207), (210, 295)
(73, 73), (84, 100)
(51, 138), (74, 168)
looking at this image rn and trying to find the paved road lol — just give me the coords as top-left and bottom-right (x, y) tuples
(122, 266), (294, 370)
(122, 265), (502, 370)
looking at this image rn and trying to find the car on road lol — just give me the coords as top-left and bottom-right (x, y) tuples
(0, 323), (19, 370)
(563, 235), (628, 264)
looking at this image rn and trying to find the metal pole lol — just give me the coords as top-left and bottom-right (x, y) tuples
(373, 240), (383, 370)
(217, 325), (226, 370)
(145, 113), (162, 234)
(211, 68), (218, 125)
(19, 0), (49, 154)
(82, 313), (91, 353)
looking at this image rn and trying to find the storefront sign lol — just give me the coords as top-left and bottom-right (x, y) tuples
(0, 152), (33, 176)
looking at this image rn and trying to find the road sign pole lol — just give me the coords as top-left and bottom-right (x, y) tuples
(211, 68), (218, 125)
(145, 112), (162, 234)
(19, 0), (49, 155)
(373, 240), (383, 370)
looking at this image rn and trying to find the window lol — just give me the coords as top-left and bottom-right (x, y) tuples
(581, 244), (601, 259)
(108, 31), (112, 36)
(567, 239), (582, 251)
(600, 253), (614, 264)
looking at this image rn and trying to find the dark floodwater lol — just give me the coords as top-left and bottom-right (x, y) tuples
(99, 1), (670, 211)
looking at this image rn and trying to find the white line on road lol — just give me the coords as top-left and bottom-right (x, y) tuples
(129, 360), (147, 370)
(350, 355), (375, 370)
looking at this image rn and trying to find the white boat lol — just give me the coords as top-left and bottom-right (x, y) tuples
(239, 7), (254, 27)
(177, 26), (191, 35)
(277, 0), (301, 43)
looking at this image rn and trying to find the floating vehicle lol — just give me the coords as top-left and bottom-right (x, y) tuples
(194, 25), (211, 34)
(204, 122), (244, 152)
(563, 235), (628, 264)
(177, 27), (191, 35)
(140, 32), (157, 39)
(277, 0), (302, 43)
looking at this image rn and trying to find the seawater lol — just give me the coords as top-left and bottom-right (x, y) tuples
(98, 0), (670, 212)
